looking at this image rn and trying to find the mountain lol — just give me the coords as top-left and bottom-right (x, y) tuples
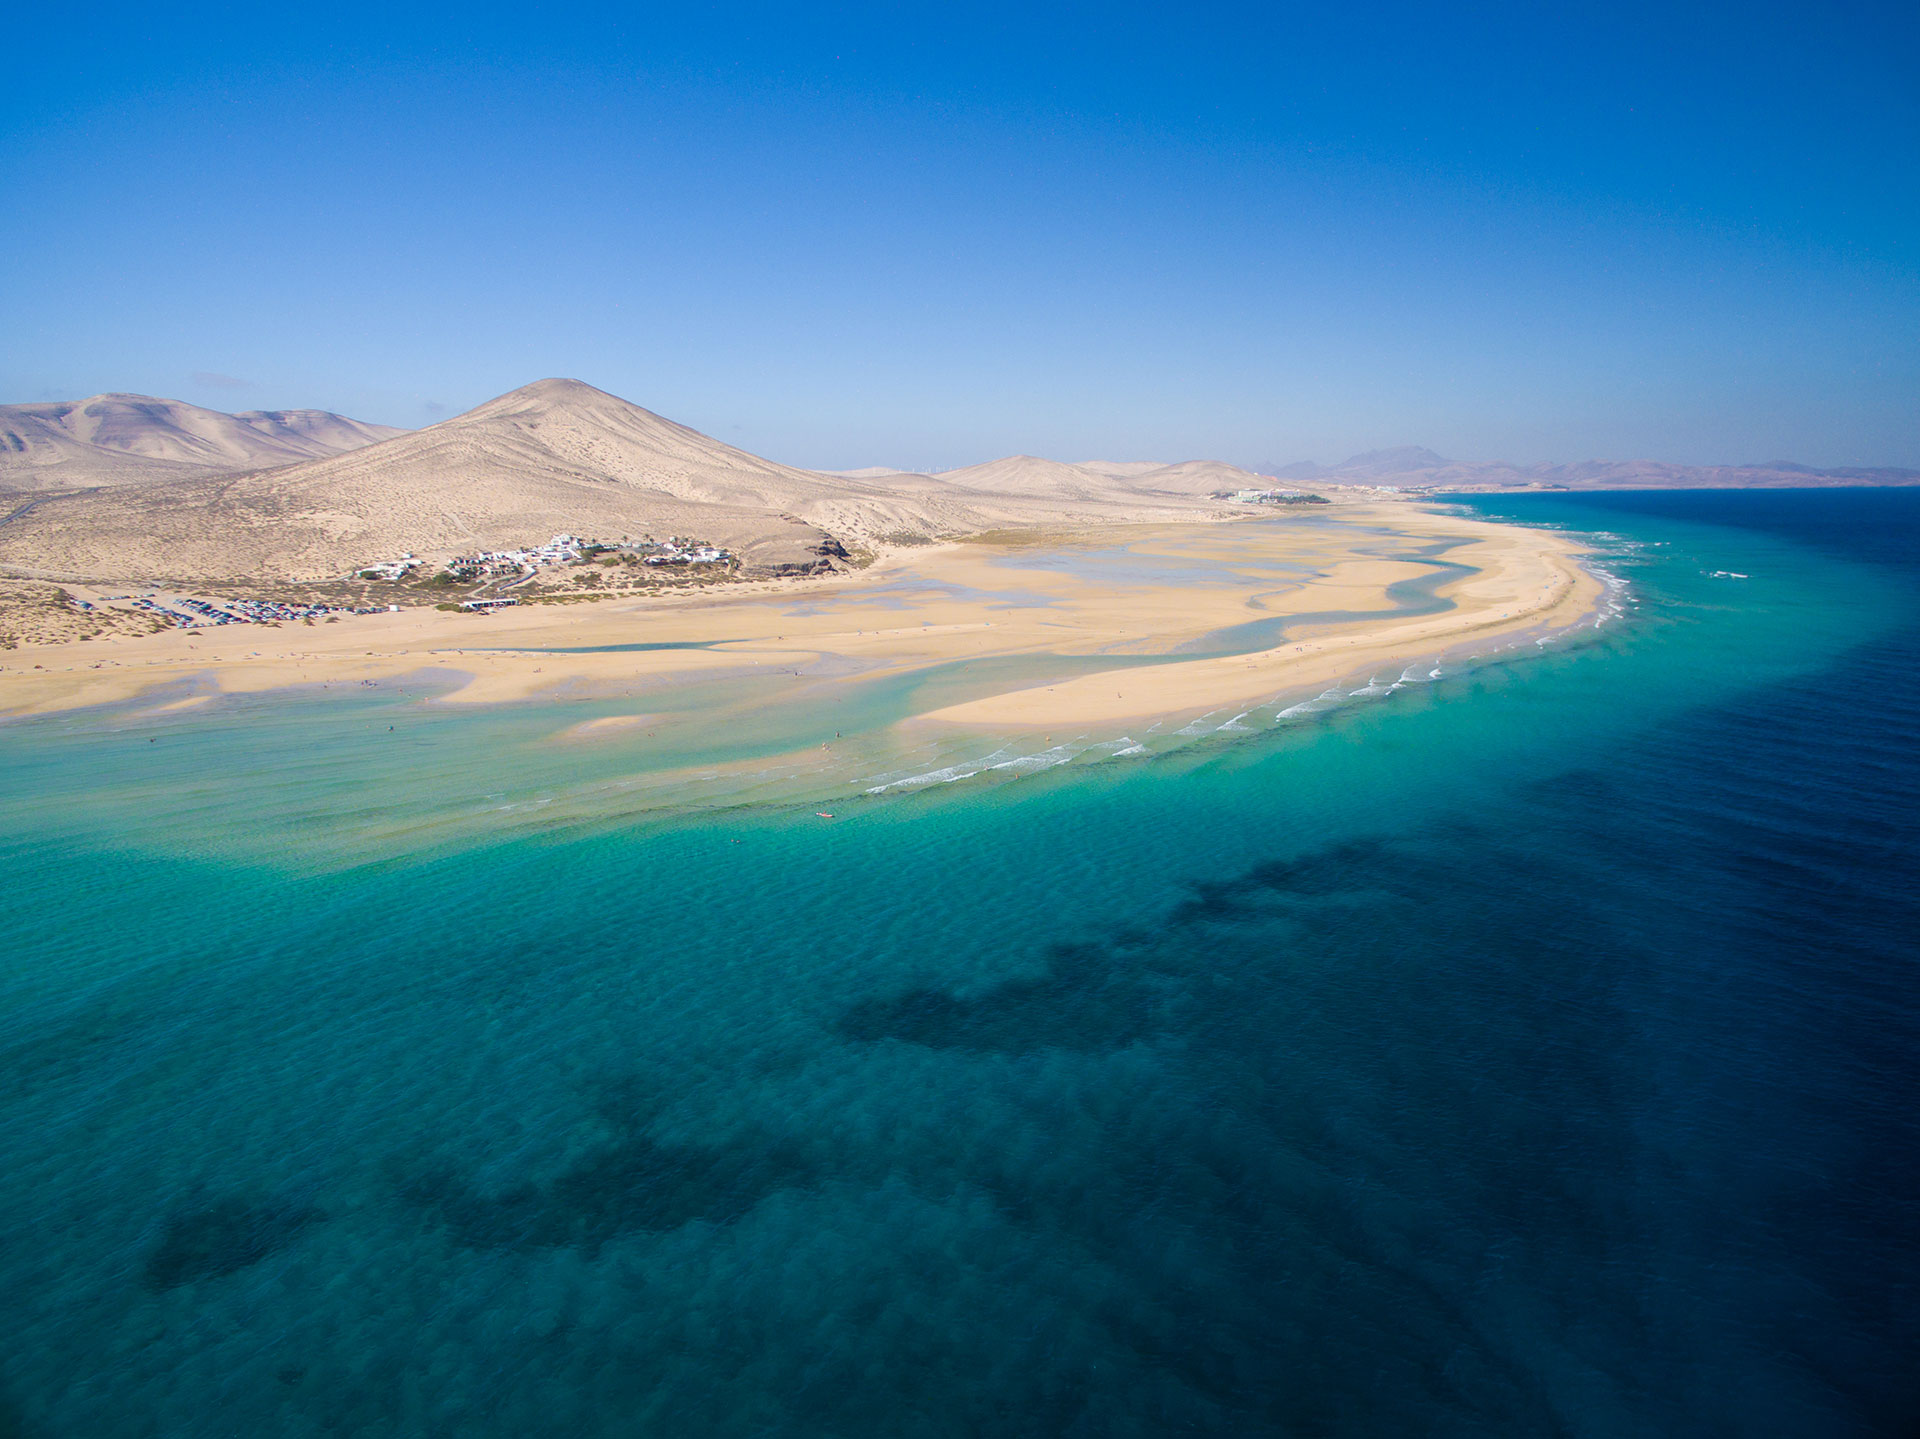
(0, 394), (406, 491)
(0, 379), (1282, 583)
(1327, 447), (1451, 479)
(0, 380), (850, 580)
(1251, 448), (1920, 491)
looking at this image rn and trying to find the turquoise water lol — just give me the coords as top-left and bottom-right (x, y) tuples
(2, 492), (1916, 1435)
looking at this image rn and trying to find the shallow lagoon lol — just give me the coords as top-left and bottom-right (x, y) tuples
(2, 492), (1916, 1436)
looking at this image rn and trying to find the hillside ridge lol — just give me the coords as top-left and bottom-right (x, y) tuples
(0, 393), (406, 490)
(0, 379), (1273, 583)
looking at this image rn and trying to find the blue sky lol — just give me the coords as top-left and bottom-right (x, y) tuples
(2, 1), (1915, 469)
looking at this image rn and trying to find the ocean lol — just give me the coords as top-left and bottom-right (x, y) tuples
(1, 490), (1915, 1436)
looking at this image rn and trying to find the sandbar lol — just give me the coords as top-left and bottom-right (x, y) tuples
(0, 500), (1602, 743)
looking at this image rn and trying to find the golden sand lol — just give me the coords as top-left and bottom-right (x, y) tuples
(0, 502), (1599, 735)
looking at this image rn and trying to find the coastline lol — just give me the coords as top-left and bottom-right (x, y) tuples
(0, 502), (1602, 740)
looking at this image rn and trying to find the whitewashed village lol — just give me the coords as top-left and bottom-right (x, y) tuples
(58, 534), (737, 632)
(406, 534), (734, 611)
(1212, 488), (1332, 506)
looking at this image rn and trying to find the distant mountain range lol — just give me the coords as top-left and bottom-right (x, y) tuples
(0, 394), (406, 489)
(1253, 447), (1920, 490)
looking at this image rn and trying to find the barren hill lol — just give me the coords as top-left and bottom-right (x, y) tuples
(0, 394), (405, 491)
(0, 379), (1282, 584)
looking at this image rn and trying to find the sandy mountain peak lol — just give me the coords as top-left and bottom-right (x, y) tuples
(455, 377), (663, 424)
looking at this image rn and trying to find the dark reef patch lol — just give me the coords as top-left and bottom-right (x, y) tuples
(835, 838), (1420, 1055)
(1167, 838), (1404, 925)
(837, 940), (1167, 1052)
(406, 1127), (813, 1255)
(144, 1195), (322, 1290)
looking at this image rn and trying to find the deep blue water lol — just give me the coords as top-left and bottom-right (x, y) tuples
(1, 490), (1916, 1436)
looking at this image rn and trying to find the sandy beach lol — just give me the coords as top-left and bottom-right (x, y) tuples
(0, 501), (1600, 738)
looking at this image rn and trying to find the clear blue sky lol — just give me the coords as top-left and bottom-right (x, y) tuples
(3, 1), (1915, 469)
